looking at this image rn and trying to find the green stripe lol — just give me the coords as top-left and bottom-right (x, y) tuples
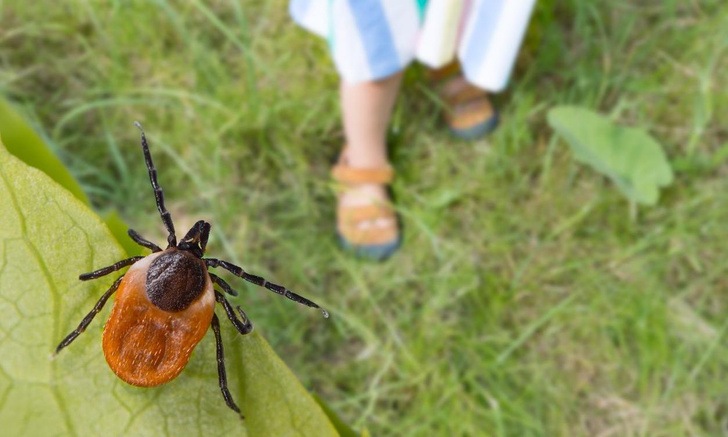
(416, 0), (428, 21)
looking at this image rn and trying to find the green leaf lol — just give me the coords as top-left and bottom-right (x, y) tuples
(547, 106), (673, 205)
(312, 394), (360, 437)
(0, 98), (89, 204)
(102, 210), (143, 257)
(236, 334), (340, 437)
(0, 139), (338, 436)
(0, 97), (139, 258)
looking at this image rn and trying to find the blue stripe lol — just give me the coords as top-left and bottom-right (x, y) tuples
(461, 0), (504, 74)
(348, 0), (403, 80)
(289, 0), (311, 23)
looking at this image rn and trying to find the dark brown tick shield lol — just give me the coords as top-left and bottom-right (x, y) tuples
(55, 122), (328, 418)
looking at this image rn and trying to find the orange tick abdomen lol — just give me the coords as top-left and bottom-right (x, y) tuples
(102, 251), (215, 387)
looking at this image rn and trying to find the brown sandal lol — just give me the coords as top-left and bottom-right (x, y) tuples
(331, 155), (401, 260)
(430, 62), (499, 139)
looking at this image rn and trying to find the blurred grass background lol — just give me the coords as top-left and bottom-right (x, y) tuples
(2, 0), (727, 435)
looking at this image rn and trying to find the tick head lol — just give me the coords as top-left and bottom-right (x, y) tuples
(177, 220), (211, 258)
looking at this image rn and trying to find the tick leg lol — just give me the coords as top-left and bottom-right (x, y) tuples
(209, 273), (238, 296)
(55, 276), (123, 354)
(205, 258), (329, 318)
(211, 313), (243, 419)
(214, 290), (253, 335)
(79, 256), (144, 281)
(135, 122), (177, 248)
(128, 229), (162, 252)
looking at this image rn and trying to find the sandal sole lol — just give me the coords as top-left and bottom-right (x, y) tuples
(449, 112), (500, 140)
(337, 232), (401, 261)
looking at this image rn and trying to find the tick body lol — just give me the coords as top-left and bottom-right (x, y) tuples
(55, 122), (328, 418)
(102, 249), (214, 386)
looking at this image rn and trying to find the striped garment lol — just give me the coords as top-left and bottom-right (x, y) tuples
(290, 0), (536, 92)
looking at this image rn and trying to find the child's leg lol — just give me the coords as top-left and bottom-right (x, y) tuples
(334, 72), (403, 258)
(338, 72), (402, 215)
(340, 72), (403, 168)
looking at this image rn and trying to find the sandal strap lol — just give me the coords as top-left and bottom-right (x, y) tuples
(441, 78), (488, 107)
(337, 204), (398, 245)
(429, 62), (489, 107)
(332, 164), (394, 185)
(340, 222), (398, 246)
(428, 60), (461, 82)
(332, 150), (399, 247)
(445, 98), (495, 129)
(338, 204), (395, 222)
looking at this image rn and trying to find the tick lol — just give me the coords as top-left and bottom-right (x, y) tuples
(55, 122), (328, 418)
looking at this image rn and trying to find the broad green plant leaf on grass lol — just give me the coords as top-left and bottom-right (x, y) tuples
(0, 98), (89, 204)
(312, 394), (360, 437)
(102, 209), (144, 257)
(0, 97), (139, 256)
(0, 139), (338, 436)
(547, 106), (673, 206)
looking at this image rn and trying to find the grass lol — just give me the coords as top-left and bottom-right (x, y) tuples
(2, 0), (728, 435)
